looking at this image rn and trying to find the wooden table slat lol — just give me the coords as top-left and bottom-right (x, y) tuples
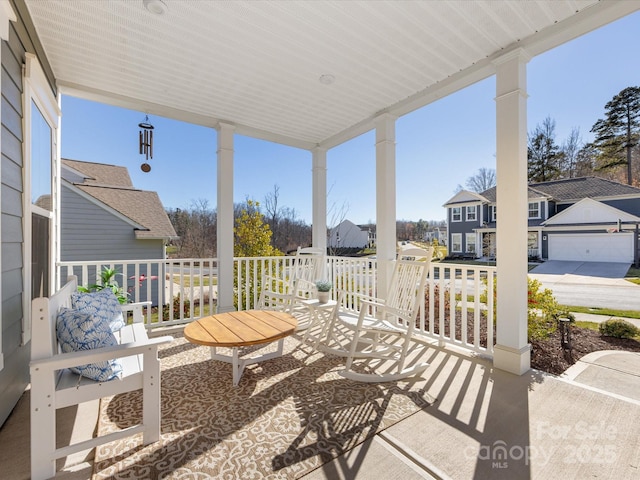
(184, 310), (297, 348)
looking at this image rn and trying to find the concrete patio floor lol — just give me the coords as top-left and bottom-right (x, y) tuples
(2, 331), (639, 480)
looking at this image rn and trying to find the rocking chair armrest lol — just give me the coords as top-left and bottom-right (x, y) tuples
(337, 290), (386, 306)
(358, 299), (409, 319)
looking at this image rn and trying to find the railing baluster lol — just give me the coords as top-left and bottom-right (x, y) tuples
(57, 257), (496, 357)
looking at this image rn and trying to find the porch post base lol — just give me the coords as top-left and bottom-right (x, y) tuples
(216, 304), (237, 314)
(493, 343), (531, 375)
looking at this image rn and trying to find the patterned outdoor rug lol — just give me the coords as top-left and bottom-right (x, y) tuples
(93, 334), (433, 479)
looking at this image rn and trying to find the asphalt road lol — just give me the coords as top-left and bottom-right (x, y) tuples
(529, 261), (640, 311)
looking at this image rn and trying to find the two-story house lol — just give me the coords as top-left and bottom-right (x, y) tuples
(444, 177), (640, 263)
(328, 219), (374, 249)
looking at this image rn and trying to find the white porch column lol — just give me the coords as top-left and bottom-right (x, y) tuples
(311, 147), (327, 254)
(375, 113), (397, 296)
(493, 49), (531, 375)
(216, 122), (236, 313)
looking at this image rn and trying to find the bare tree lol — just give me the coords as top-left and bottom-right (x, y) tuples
(561, 127), (582, 178)
(166, 199), (216, 258)
(465, 167), (496, 193)
(263, 184), (281, 249)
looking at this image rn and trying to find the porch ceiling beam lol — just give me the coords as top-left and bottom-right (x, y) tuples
(58, 81), (317, 152)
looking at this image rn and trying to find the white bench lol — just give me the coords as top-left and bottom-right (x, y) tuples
(29, 276), (173, 480)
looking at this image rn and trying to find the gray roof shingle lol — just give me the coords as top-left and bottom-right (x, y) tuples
(480, 177), (640, 202)
(62, 159), (177, 239)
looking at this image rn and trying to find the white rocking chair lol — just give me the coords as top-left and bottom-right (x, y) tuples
(337, 254), (432, 382)
(258, 247), (325, 325)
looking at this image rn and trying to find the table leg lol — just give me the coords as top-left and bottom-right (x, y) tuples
(210, 342), (285, 386)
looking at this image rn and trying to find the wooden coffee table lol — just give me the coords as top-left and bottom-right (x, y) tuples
(184, 309), (297, 386)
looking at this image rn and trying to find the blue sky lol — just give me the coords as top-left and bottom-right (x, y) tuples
(61, 10), (640, 225)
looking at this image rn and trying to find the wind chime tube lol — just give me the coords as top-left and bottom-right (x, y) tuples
(138, 115), (154, 170)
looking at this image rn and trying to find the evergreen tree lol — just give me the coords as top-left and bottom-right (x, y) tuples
(527, 116), (564, 182)
(590, 86), (640, 185)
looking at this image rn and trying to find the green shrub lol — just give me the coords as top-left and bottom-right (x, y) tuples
(599, 319), (639, 339)
(163, 294), (190, 321)
(77, 267), (128, 304)
(481, 276), (562, 341)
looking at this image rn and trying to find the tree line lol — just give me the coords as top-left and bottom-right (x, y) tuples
(167, 198), (444, 258)
(464, 86), (640, 192)
(166, 194), (312, 259)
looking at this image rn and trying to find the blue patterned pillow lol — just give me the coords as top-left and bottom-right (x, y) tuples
(71, 289), (125, 331)
(56, 307), (123, 382)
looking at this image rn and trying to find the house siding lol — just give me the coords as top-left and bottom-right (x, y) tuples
(0, 0), (60, 425)
(448, 205), (479, 255)
(0, 18), (27, 426)
(603, 198), (640, 217)
(61, 187), (165, 261)
(61, 186), (165, 305)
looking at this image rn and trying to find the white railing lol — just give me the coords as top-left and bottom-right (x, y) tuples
(58, 257), (495, 356)
(58, 259), (218, 330)
(420, 263), (496, 357)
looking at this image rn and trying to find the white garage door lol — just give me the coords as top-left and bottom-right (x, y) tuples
(548, 233), (633, 263)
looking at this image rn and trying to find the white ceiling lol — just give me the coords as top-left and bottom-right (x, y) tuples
(22, 0), (640, 150)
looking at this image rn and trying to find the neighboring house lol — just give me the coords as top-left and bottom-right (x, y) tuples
(328, 220), (372, 249)
(61, 159), (177, 305)
(444, 177), (640, 263)
(424, 226), (447, 245)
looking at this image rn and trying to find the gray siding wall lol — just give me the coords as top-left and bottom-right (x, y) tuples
(0, 19), (27, 426)
(603, 198), (640, 217)
(61, 186), (164, 262)
(447, 206), (478, 254)
(61, 186), (165, 305)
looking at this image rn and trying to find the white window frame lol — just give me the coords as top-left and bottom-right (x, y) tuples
(451, 233), (462, 253)
(452, 207), (462, 222)
(23, 53), (61, 345)
(466, 206), (477, 221)
(465, 233), (476, 254)
(528, 201), (540, 219)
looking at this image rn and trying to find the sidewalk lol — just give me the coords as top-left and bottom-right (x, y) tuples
(570, 311), (640, 329)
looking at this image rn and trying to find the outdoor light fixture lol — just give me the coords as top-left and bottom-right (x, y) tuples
(138, 115), (154, 172)
(143, 0), (168, 15)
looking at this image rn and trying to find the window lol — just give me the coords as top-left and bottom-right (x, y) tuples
(492, 205), (497, 221)
(528, 202), (540, 219)
(452, 207), (461, 222)
(451, 233), (462, 252)
(23, 53), (60, 345)
(466, 206), (476, 221)
(466, 234), (476, 254)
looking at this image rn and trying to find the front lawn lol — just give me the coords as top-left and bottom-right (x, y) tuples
(563, 305), (640, 320)
(626, 265), (640, 285)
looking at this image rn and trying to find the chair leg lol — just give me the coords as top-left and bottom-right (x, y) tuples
(142, 349), (162, 444)
(30, 367), (57, 480)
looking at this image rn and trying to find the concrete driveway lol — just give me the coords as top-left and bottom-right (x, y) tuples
(529, 260), (630, 279)
(529, 261), (640, 310)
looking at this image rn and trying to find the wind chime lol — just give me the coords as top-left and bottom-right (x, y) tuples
(138, 115), (154, 172)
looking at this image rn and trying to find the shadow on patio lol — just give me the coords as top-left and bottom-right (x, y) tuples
(1, 328), (639, 479)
